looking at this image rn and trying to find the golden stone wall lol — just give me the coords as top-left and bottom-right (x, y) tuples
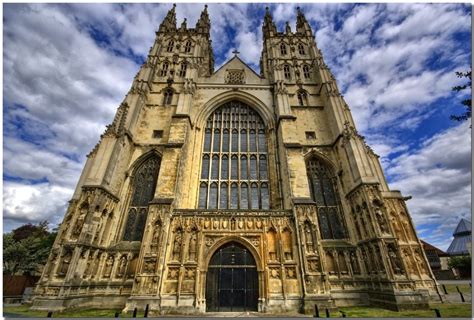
(31, 5), (441, 314)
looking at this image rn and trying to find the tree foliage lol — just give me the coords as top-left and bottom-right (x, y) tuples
(3, 221), (57, 276)
(448, 255), (471, 270)
(451, 67), (472, 123)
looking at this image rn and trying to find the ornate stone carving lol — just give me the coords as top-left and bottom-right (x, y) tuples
(103, 255), (114, 278)
(225, 69), (245, 84)
(285, 267), (297, 279)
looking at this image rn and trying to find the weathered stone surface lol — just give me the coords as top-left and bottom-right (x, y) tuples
(31, 6), (441, 315)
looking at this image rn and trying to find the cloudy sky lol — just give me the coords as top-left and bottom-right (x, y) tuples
(3, 3), (471, 250)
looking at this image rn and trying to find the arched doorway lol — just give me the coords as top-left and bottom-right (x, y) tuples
(206, 242), (258, 312)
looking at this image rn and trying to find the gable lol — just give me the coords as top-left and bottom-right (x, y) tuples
(206, 56), (266, 85)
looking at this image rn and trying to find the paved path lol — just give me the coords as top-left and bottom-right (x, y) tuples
(437, 279), (472, 285)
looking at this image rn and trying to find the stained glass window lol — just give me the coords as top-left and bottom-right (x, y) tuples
(307, 158), (346, 239)
(123, 155), (160, 241)
(198, 101), (269, 209)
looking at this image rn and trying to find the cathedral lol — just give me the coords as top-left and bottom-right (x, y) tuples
(32, 5), (442, 314)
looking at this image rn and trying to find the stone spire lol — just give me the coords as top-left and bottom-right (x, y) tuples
(158, 4), (177, 32)
(262, 6), (277, 38)
(296, 6), (313, 35)
(196, 5), (210, 34)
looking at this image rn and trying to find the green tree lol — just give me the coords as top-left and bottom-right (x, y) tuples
(450, 67), (471, 123)
(3, 221), (57, 276)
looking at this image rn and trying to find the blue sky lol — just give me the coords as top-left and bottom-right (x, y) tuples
(3, 3), (471, 250)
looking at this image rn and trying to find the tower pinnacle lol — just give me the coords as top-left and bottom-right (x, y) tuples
(196, 4), (210, 34)
(262, 6), (277, 38)
(158, 4), (177, 32)
(296, 6), (313, 35)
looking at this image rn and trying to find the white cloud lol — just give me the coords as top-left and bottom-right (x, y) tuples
(2, 3), (471, 254)
(4, 181), (72, 231)
(387, 121), (471, 249)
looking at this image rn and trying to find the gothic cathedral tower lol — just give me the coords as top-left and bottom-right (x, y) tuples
(32, 5), (441, 314)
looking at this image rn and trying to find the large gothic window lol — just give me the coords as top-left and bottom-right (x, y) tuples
(307, 158), (346, 239)
(123, 155), (161, 241)
(199, 101), (269, 209)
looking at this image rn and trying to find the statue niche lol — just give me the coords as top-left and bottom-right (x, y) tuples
(71, 203), (88, 240)
(188, 229), (198, 261)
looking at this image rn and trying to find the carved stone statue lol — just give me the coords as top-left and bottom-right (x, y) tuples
(375, 208), (389, 234)
(103, 255), (114, 278)
(117, 255), (127, 277)
(59, 250), (72, 276)
(304, 222), (314, 253)
(71, 208), (87, 240)
(188, 231), (197, 261)
(387, 245), (403, 275)
(172, 231), (182, 261)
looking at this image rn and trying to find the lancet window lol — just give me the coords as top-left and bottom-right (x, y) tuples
(298, 44), (306, 55)
(123, 155), (161, 241)
(184, 40), (192, 53)
(163, 88), (173, 105)
(198, 101), (269, 210)
(167, 40), (174, 52)
(303, 65), (311, 79)
(297, 90), (308, 106)
(307, 158), (346, 239)
(283, 65), (291, 80)
(160, 62), (169, 77)
(280, 43), (287, 55)
(179, 62), (187, 77)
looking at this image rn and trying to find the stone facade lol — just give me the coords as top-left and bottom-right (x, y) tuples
(32, 5), (442, 314)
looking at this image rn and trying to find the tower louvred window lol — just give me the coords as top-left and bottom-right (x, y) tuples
(184, 40), (192, 53)
(298, 44), (305, 55)
(298, 90), (308, 106)
(167, 40), (174, 52)
(160, 62), (169, 77)
(307, 158), (346, 239)
(163, 89), (173, 105)
(179, 63), (187, 77)
(198, 101), (269, 209)
(284, 65), (291, 80)
(303, 65), (311, 79)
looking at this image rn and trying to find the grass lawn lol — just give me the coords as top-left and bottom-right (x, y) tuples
(3, 304), (132, 318)
(441, 284), (472, 294)
(339, 303), (472, 318)
(4, 302), (472, 318)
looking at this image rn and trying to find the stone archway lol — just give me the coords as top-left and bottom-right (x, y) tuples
(205, 242), (258, 312)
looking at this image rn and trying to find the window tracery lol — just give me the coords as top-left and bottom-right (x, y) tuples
(303, 65), (311, 79)
(179, 62), (187, 77)
(184, 40), (192, 53)
(167, 40), (174, 52)
(198, 101), (269, 209)
(123, 155), (161, 241)
(307, 158), (346, 239)
(297, 90), (308, 106)
(163, 88), (173, 105)
(298, 44), (306, 55)
(283, 65), (291, 80)
(160, 62), (169, 77)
